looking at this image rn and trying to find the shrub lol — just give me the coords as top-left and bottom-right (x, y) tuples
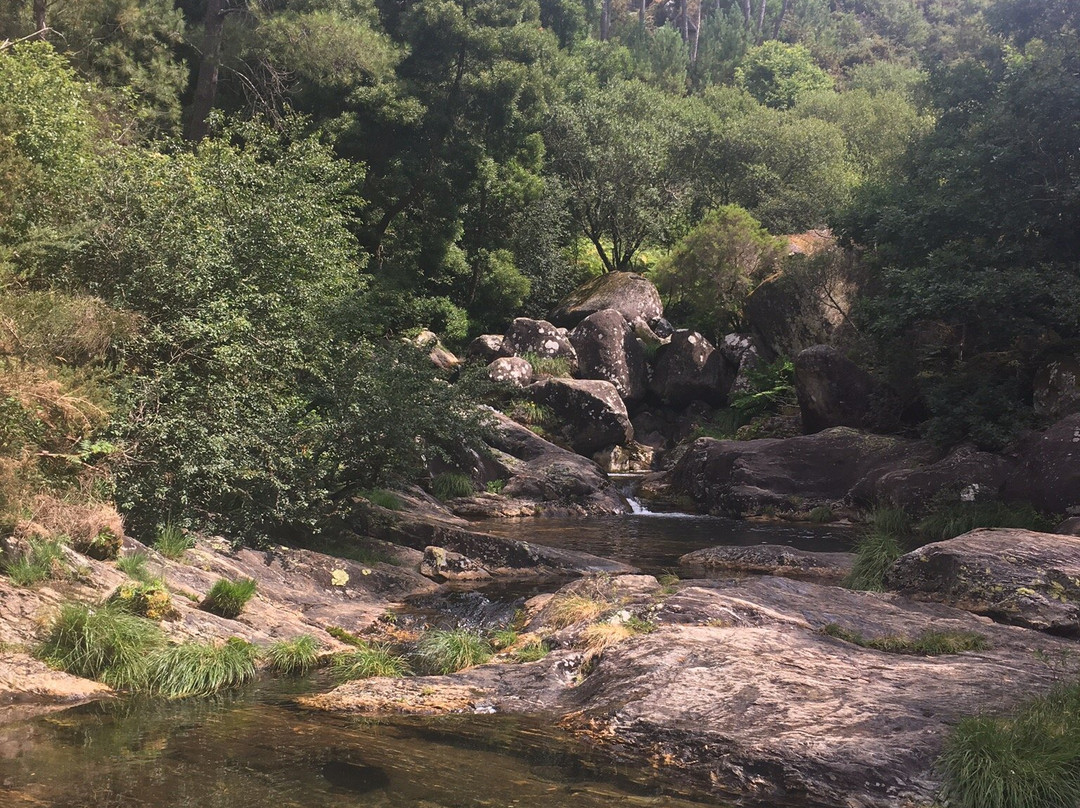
(822, 624), (988, 655)
(153, 524), (194, 560)
(415, 629), (492, 674)
(938, 683), (1080, 808)
(485, 479), (506, 495)
(35, 602), (163, 689)
(917, 501), (1055, 543)
(2, 535), (68, 586)
(808, 505), (836, 524)
(266, 635), (321, 676)
(146, 638), (259, 699)
(107, 580), (177, 620)
(844, 507), (912, 592)
(330, 644), (410, 681)
(201, 578), (257, 619)
(431, 472), (474, 501)
(362, 489), (403, 511)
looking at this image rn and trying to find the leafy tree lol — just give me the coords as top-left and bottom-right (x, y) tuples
(735, 40), (832, 108)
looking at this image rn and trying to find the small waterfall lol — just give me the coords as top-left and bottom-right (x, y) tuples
(614, 474), (653, 515)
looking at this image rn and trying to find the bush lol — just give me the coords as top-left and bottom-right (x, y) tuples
(330, 644), (410, 681)
(35, 602), (163, 689)
(844, 507), (913, 591)
(917, 501), (1055, 543)
(938, 683), (1080, 808)
(153, 524), (193, 560)
(146, 638), (259, 699)
(431, 472), (474, 501)
(107, 580), (176, 620)
(415, 629), (492, 674)
(808, 505), (836, 523)
(200, 578), (257, 619)
(822, 624), (988, 655)
(266, 635), (320, 676)
(2, 535), (68, 586)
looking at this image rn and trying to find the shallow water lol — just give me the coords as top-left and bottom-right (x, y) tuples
(0, 678), (713, 808)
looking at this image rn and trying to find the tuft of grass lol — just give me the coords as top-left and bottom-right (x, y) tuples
(545, 594), (611, 629)
(331, 644), (410, 681)
(917, 501), (1055, 543)
(506, 399), (554, 427)
(115, 551), (154, 582)
(146, 638), (259, 699)
(512, 639), (550, 663)
(844, 507), (913, 592)
(485, 478), (507, 495)
(938, 682), (1080, 808)
(521, 352), (572, 378)
(808, 505), (836, 523)
(266, 635), (321, 676)
(200, 578), (257, 619)
(490, 629), (519, 651)
(415, 629), (493, 674)
(362, 489), (403, 511)
(326, 625), (365, 647)
(153, 524), (194, 560)
(431, 472), (474, 501)
(822, 624), (988, 655)
(2, 536), (68, 586)
(35, 602), (164, 689)
(580, 622), (636, 652)
(107, 580), (176, 620)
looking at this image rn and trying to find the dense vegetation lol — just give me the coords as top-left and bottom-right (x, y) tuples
(1, 0), (1077, 544)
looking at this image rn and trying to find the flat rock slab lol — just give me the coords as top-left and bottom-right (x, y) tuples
(888, 528), (1080, 634)
(0, 653), (112, 723)
(304, 574), (1080, 808)
(679, 544), (855, 584)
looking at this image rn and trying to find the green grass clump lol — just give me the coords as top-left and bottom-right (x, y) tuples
(326, 626), (365, 647)
(415, 629), (493, 674)
(808, 505), (836, 523)
(362, 489), (403, 511)
(844, 507), (913, 592)
(490, 629), (518, 650)
(507, 399), (554, 427)
(201, 578), (257, 619)
(485, 479), (506, 494)
(153, 524), (194, 560)
(107, 580), (176, 620)
(431, 472), (474, 501)
(115, 551), (154, 582)
(36, 602), (164, 689)
(146, 638), (259, 699)
(331, 644), (410, 681)
(938, 683), (1080, 808)
(266, 635), (320, 676)
(822, 624), (988, 655)
(917, 501), (1055, 543)
(512, 639), (550, 663)
(522, 353), (572, 378)
(2, 536), (68, 586)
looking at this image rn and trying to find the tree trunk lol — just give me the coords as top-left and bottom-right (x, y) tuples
(691, 0), (702, 63)
(185, 0), (227, 143)
(741, 0), (752, 27)
(757, 0), (767, 41)
(682, 0), (689, 41)
(639, 0), (646, 27)
(773, 0), (790, 39)
(33, 0), (46, 36)
(600, 0), (611, 40)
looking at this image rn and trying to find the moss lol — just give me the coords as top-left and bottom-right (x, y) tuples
(823, 624), (988, 655)
(107, 580), (177, 620)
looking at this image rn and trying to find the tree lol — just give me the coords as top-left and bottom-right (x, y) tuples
(735, 40), (832, 108)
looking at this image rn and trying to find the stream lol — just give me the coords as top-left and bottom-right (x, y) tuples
(1, 512), (856, 806)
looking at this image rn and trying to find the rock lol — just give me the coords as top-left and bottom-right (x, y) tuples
(466, 334), (506, 363)
(650, 331), (733, 407)
(592, 442), (655, 474)
(866, 444), (1012, 511)
(669, 429), (939, 516)
(487, 357), (533, 388)
(679, 545), (855, 585)
(413, 329), (461, 370)
(1034, 355), (1080, 420)
(501, 318), (577, 367)
(527, 378), (633, 456)
(651, 316), (675, 338)
(888, 528), (1080, 634)
(719, 333), (761, 395)
(306, 574), (1080, 807)
(549, 272), (663, 328)
(744, 265), (852, 360)
(569, 309), (648, 403)
(1057, 517), (1080, 536)
(794, 345), (878, 433)
(0, 653), (113, 724)
(1004, 414), (1080, 514)
(419, 546), (491, 582)
(630, 317), (667, 348)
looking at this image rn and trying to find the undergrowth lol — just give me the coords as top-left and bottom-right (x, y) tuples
(266, 635), (320, 676)
(153, 524), (194, 560)
(431, 472), (474, 501)
(147, 638), (259, 699)
(2, 535), (68, 586)
(331, 643), (410, 681)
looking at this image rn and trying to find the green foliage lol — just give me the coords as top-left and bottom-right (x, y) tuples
(362, 489), (403, 511)
(152, 525), (193, 560)
(115, 551), (152, 582)
(490, 629), (519, 651)
(808, 506), (836, 524)
(415, 629), (493, 674)
(146, 638), (259, 699)
(485, 479), (506, 495)
(823, 624), (988, 655)
(730, 358), (797, 420)
(200, 578), (257, 620)
(507, 400), (554, 428)
(325, 626), (365, 647)
(431, 472), (474, 501)
(35, 602), (163, 689)
(266, 635), (320, 677)
(917, 501), (1056, 543)
(331, 644), (410, 681)
(938, 682), (1080, 808)
(736, 41), (833, 109)
(107, 580), (175, 620)
(512, 639), (550, 663)
(844, 507), (912, 591)
(653, 206), (786, 341)
(521, 353), (572, 379)
(2, 535), (67, 586)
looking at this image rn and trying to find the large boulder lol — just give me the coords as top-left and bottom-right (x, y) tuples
(650, 330), (733, 407)
(466, 334), (506, 363)
(1034, 355), (1080, 420)
(865, 444), (1013, 511)
(1004, 414), (1080, 514)
(720, 333), (761, 395)
(501, 318), (577, 368)
(487, 356), (533, 388)
(549, 272), (663, 328)
(888, 529), (1080, 634)
(744, 266), (852, 360)
(670, 429), (939, 516)
(679, 545), (855, 585)
(527, 378), (633, 456)
(569, 309), (648, 403)
(795, 345), (875, 433)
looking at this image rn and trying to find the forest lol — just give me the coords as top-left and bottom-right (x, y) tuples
(1, 0), (1078, 542)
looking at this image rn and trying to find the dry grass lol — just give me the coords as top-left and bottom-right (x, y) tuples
(579, 622), (637, 652)
(0, 292), (137, 364)
(545, 594), (612, 629)
(14, 494), (124, 560)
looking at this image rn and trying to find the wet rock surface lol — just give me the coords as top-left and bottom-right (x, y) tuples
(679, 544), (855, 584)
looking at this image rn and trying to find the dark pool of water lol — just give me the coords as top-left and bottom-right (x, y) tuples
(0, 679), (714, 808)
(478, 512), (856, 574)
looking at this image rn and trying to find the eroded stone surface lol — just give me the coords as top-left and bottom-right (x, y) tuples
(549, 272), (663, 328)
(679, 544), (855, 585)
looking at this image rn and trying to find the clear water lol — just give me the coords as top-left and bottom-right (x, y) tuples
(0, 678), (714, 807)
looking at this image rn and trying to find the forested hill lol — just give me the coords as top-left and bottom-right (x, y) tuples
(1, 0), (1078, 541)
